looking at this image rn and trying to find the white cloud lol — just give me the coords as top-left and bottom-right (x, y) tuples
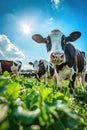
(54, 0), (60, 5)
(48, 17), (54, 25)
(0, 34), (25, 60)
(51, 0), (60, 9)
(49, 17), (54, 22)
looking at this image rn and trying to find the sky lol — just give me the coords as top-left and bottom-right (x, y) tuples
(0, 0), (87, 70)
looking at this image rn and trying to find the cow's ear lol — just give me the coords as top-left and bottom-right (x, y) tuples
(29, 62), (33, 66)
(32, 34), (46, 43)
(66, 31), (81, 42)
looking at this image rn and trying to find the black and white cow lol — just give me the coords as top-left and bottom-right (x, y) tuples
(29, 59), (55, 83)
(0, 60), (22, 75)
(32, 29), (86, 96)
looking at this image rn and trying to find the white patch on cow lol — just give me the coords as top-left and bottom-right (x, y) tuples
(48, 30), (63, 54)
(11, 62), (19, 74)
(41, 60), (48, 70)
(48, 30), (65, 65)
(70, 67), (76, 81)
(55, 69), (62, 90)
(55, 65), (75, 90)
(59, 65), (72, 80)
(33, 60), (39, 73)
(0, 62), (2, 74)
(32, 59), (56, 84)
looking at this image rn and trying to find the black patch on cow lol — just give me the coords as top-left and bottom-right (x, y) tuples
(50, 65), (54, 76)
(69, 73), (76, 89)
(38, 61), (46, 78)
(14, 62), (18, 66)
(61, 35), (66, 50)
(82, 51), (85, 57)
(64, 43), (76, 67)
(46, 36), (52, 52)
(14, 61), (22, 71)
(55, 62), (67, 73)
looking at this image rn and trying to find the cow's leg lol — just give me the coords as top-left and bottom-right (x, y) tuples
(56, 73), (62, 91)
(44, 73), (48, 83)
(81, 71), (86, 91)
(69, 73), (76, 98)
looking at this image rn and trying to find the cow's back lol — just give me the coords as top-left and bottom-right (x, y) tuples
(0, 60), (13, 73)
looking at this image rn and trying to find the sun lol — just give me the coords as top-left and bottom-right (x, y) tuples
(21, 23), (32, 34)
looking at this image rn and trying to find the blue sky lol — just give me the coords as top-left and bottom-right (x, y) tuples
(0, 0), (87, 70)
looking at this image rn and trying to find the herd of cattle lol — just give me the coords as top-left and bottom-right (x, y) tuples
(0, 29), (87, 96)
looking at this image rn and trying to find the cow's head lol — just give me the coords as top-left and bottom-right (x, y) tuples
(29, 60), (39, 74)
(32, 29), (81, 65)
(29, 60), (48, 74)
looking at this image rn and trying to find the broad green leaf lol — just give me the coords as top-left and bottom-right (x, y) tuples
(14, 106), (40, 125)
(3, 71), (10, 77)
(0, 120), (9, 130)
(0, 78), (9, 88)
(54, 100), (83, 121)
(5, 83), (20, 99)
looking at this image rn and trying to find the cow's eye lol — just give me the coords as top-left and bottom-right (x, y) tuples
(39, 62), (43, 66)
(63, 39), (65, 43)
(47, 39), (49, 44)
(46, 36), (52, 52)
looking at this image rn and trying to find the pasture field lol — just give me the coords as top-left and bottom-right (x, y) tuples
(0, 71), (87, 130)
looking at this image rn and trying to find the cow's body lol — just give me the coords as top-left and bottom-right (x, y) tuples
(0, 60), (22, 75)
(32, 29), (86, 96)
(29, 59), (55, 83)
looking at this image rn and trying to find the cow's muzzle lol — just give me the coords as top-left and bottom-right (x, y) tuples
(50, 52), (64, 65)
(34, 70), (38, 74)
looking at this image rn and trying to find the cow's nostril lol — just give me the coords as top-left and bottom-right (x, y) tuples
(61, 54), (64, 59)
(50, 53), (55, 58)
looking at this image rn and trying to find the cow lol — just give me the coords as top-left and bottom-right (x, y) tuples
(0, 60), (22, 75)
(29, 59), (56, 83)
(32, 29), (86, 97)
(19, 72), (37, 79)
